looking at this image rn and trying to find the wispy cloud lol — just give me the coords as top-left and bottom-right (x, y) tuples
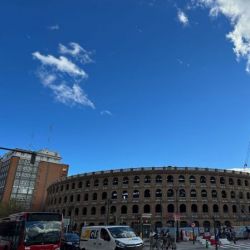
(32, 52), (88, 78)
(100, 110), (112, 116)
(33, 43), (95, 109)
(48, 25), (60, 30)
(193, 0), (250, 73)
(177, 10), (189, 26)
(59, 42), (94, 64)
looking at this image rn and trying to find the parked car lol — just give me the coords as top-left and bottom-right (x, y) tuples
(61, 233), (80, 250)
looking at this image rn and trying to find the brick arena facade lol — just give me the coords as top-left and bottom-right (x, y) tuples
(46, 166), (250, 233)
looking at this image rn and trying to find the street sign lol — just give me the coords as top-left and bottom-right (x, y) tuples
(191, 222), (195, 228)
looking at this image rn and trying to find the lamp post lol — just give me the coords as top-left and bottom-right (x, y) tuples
(106, 199), (111, 225)
(213, 216), (218, 250)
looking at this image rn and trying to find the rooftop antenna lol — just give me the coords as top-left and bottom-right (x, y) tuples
(244, 142), (250, 171)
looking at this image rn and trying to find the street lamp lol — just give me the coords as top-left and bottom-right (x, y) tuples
(213, 216), (218, 250)
(105, 199), (111, 225)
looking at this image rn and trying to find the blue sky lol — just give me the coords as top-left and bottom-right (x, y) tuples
(1, 0), (250, 175)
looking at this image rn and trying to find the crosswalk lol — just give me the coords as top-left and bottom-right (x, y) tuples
(219, 242), (250, 249)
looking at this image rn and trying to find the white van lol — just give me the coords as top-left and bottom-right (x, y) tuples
(80, 225), (143, 250)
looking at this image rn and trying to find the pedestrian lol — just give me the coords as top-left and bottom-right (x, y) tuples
(151, 231), (161, 250)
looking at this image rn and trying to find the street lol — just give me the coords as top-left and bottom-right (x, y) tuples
(143, 239), (250, 250)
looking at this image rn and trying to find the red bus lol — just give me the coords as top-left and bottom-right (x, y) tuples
(0, 212), (62, 250)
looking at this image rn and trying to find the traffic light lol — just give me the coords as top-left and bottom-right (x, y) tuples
(30, 152), (37, 164)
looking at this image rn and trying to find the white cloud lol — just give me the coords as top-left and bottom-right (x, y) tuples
(48, 25), (60, 30)
(33, 42), (95, 109)
(194, 0), (250, 73)
(32, 52), (88, 78)
(177, 10), (189, 26)
(100, 110), (112, 116)
(229, 168), (250, 173)
(59, 42), (94, 64)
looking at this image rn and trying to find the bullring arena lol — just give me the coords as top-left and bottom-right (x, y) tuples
(45, 166), (250, 237)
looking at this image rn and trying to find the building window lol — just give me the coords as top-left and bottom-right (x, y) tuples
(221, 190), (227, 199)
(213, 204), (219, 213)
(144, 204), (150, 213)
(212, 190), (217, 198)
(245, 180), (249, 186)
(60, 185), (64, 191)
(66, 184), (69, 190)
(133, 190), (139, 199)
(239, 192), (244, 199)
(122, 191), (128, 200)
(121, 205), (127, 214)
(93, 193), (97, 200)
(70, 195), (74, 202)
(167, 189), (174, 197)
(167, 175), (174, 183)
(220, 177), (225, 185)
(155, 204), (162, 213)
(155, 175), (162, 183)
(189, 175), (196, 184)
(168, 204), (174, 213)
(100, 206), (106, 215)
(84, 193), (88, 201)
(123, 177), (129, 185)
(202, 204), (208, 213)
(86, 180), (90, 187)
(94, 179), (99, 187)
(229, 178), (234, 185)
(72, 183), (75, 189)
(223, 205), (228, 213)
(247, 192), (250, 200)
(238, 179), (242, 186)
(91, 207), (96, 215)
(179, 189), (186, 198)
(112, 191), (117, 199)
(190, 189), (197, 198)
(113, 178), (118, 185)
(103, 178), (108, 186)
(180, 204), (186, 213)
(231, 191), (235, 199)
(191, 204), (198, 213)
(155, 189), (162, 198)
(78, 182), (82, 188)
(200, 176), (206, 184)
(64, 196), (67, 203)
(132, 205), (139, 214)
(74, 207), (79, 216)
(110, 206), (116, 214)
(134, 176), (140, 184)
(144, 176), (151, 184)
(77, 194), (81, 202)
(179, 175), (185, 183)
(210, 177), (216, 184)
(102, 192), (107, 200)
(144, 189), (150, 198)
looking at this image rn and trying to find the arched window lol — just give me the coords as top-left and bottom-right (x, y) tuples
(223, 205), (228, 213)
(103, 178), (108, 186)
(203, 204), (208, 213)
(85, 180), (90, 187)
(156, 175), (162, 183)
(70, 195), (74, 202)
(247, 192), (250, 200)
(133, 190), (139, 199)
(144, 189), (150, 198)
(168, 204), (174, 213)
(213, 204), (219, 213)
(179, 175), (185, 183)
(100, 206), (106, 215)
(113, 177), (118, 185)
(201, 190), (207, 198)
(122, 191), (128, 200)
(232, 205), (237, 213)
(110, 206), (116, 214)
(71, 183), (75, 189)
(220, 177), (225, 185)
(64, 196), (67, 203)
(134, 176), (140, 184)
(112, 191), (117, 199)
(179, 189), (186, 197)
(144, 204), (151, 213)
(82, 207), (87, 215)
(167, 175), (174, 183)
(155, 189), (162, 198)
(210, 177), (216, 184)
(239, 192), (244, 199)
(180, 204), (186, 213)
(190, 189), (197, 198)
(92, 193), (97, 200)
(211, 190), (217, 198)
(84, 193), (88, 201)
(231, 191), (235, 199)
(200, 176), (206, 184)
(123, 177), (129, 185)
(78, 181), (82, 188)
(121, 205), (127, 214)
(191, 204), (198, 213)
(77, 194), (81, 202)
(91, 207), (96, 215)
(221, 190), (227, 199)
(94, 179), (99, 187)
(132, 205), (139, 214)
(102, 192), (107, 200)
(245, 180), (249, 186)
(167, 189), (174, 197)
(229, 178), (234, 185)
(144, 176), (151, 184)
(237, 179), (242, 186)
(155, 204), (162, 213)
(189, 175), (196, 184)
